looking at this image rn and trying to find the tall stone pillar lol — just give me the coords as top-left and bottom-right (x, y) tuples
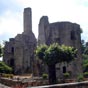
(38, 16), (49, 45)
(23, 7), (32, 35)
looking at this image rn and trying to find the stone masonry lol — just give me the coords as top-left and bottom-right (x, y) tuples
(3, 8), (37, 74)
(3, 7), (82, 78)
(38, 16), (82, 78)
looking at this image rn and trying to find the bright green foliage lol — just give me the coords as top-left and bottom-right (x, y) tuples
(83, 72), (88, 78)
(63, 72), (70, 78)
(36, 44), (48, 60)
(42, 73), (48, 79)
(44, 43), (62, 65)
(0, 61), (13, 74)
(36, 43), (77, 65)
(60, 45), (77, 63)
(36, 43), (77, 84)
(2, 74), (14, 78)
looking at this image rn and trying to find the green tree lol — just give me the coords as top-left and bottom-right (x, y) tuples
(82, 53), (88, 72)
(0, 61), (13, 74)
(36, 43), (77, 84)
(84, 47), (88, 55)
(81, 40), (88, 72)
(0, 43), (3, 57)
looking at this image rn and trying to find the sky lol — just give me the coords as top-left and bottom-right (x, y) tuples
(0, 0), (88, 43)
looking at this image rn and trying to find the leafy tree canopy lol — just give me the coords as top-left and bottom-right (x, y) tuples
(36, 43), (77, 84)
(81, 40), (88, 72)
(0, 43), (3, 57)
(36, 43), (77, 65)
(0, 61), (13, 74)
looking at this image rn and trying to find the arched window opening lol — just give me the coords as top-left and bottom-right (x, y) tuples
(63, 66), (66, 73)
(11, 47), (14, 54)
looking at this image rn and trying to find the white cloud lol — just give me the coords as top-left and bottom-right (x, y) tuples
(0, 10), (23, 40)
(0, 0), (88, 41)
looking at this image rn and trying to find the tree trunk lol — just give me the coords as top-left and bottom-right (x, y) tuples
(48, 64), (57, 84)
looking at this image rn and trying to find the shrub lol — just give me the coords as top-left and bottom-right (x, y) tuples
(83, 72), (88, 78)
(42, 74), (48, 79)
(63, 72), (70, 78)
(0, 61), (13, 74)
(2, 73), (14, 78)
(77, 74), (84, 82)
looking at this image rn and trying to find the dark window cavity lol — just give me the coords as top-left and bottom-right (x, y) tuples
(63, 66), (66, 73)
(10, 58), (14, 67)
(11, 47), (14, 54)
(71, 30), (76, 40)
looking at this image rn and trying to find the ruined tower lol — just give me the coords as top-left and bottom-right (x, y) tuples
(3, 7), (82, 77)
(38, 16), (82, 78)
(38, 16), (49, 45)
(23, 7), (32, 34)
(3, 7), (37, 74)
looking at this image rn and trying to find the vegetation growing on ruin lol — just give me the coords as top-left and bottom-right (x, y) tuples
(36, 43), (77, 84)
(0, 43), (3, 57)
(82, 40), (88, 73)
(0, 61), (13, 74)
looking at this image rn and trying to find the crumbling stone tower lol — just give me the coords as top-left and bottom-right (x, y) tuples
(3, 7), (82, 78)
(3, 8), (37, 74)
(23, 8), (32, 35)
(38, 16), (82, 78)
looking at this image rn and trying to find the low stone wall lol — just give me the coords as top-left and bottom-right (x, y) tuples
(31, 81), (88, 88)
(1, 77), (88, 88)
(0, 78), (22, 87)
(0, 77), (48, 87)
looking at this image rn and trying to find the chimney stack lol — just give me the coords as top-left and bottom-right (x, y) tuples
(23, 7), (32, 35)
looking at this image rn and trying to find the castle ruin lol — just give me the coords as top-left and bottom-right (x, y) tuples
(3, 7), (82, 78)
(3, 8), (37, 74)
(38, 16), (82, 78)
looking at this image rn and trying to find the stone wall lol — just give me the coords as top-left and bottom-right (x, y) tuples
(31, 81), (88, 88)
(3, 7), (82, 77)
(38, 16), (82, 78)
(3, 7), (37, 75)
(1, 77), (88, 88)
(0, 78), (22, 87)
